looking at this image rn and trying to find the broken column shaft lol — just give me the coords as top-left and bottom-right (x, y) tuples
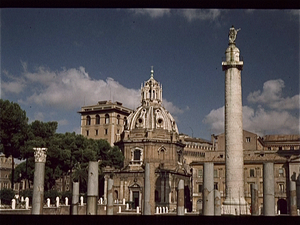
(86, 161), (98, 215)
(177, 179), (184, 216)
(107, 177), (114, 215)
(263, 162), (275, 216)
(72, 182), (79, 215)
(203, 162), (214, 215)
(32, 147), (47, 215)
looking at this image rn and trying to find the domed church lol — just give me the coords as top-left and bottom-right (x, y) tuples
(103, 68), (192, 214)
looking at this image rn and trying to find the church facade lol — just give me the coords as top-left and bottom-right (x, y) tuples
(103, 69), (192, 214)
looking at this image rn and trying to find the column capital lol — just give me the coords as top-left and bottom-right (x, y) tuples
(33, 147), (47, 163)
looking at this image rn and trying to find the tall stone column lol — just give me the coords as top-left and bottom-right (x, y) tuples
(86, 161), (98, 215)
(297, 175), (300, 210)
(263, 162), (275, 216)
(143, 163), (151, 215)
(289, 180), (297, 216)
(32, 147), (47, 215)
(161, 173), (165, 203)
(214, 190), (221, 216)
(222, 26), (247, 215)
(104, 175), (108, 203)
(72, 182), (79, 215)
(251, 184), (259, 216)
(203, 162), (214, 215)
(107, 177), (114, 215)
(177, 179), (184, 216)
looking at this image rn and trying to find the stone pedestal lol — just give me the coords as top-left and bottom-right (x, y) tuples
(32, 147), (47, 215)
(263, 162), (275, 216)
(86, 161), (98, 215)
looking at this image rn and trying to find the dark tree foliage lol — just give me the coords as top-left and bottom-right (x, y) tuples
(0, 188), (15, 205)
(0, 99), (28, 189)
(2, 101), (126, 193)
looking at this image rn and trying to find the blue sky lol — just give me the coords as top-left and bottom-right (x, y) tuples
(1, 9), (299, 140)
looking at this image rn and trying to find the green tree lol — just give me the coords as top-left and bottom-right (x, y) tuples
(0, 188), (15, 205)
(0, 99), (28, 189)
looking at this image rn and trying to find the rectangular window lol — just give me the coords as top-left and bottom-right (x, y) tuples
(198, 184), (203, 193)
(198, 169), (203, 178)
(214, 182), (218, 190)
(279, 146), (282, 150)
(95, 129), (98, 136)
(278, 183), (284, 193)
(214, 169), (218, 178)
(104, 129), (108, 135)
(278, 168), (284, 177)
(246, 137), (251, 142)
(86, 130), (89, 136)
(250, 169), (255, 177)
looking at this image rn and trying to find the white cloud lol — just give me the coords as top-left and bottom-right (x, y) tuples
(131, 9), (171, 18)
(202, 106), (224, 135)
(33, 112), (45, 121)
(10, 65), (184, 123)
(247, 79), (299, 110)
(58, 119), (68, 126)
(179, 9), (221, 22)
(203, 105), (299, 136)
(1, 81), (25, 94)
(1, 70), (26, 96)
(130, 9), (222, 22)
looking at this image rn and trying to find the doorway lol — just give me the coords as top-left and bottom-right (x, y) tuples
(132, 191), (139, 209)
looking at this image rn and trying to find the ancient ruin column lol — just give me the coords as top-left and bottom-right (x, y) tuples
(86, 161), (98, 215)
(177, 179), (184, 216)
(263, 162), (275, 216)
(161, 173), (165, 203)
(222, 26), (247, 215)
(32, 147), (47, 215)
(72, 182), (79, 215)
(107, 177), (114, 215)
(104, 175), (108, 203)
(251, 183), (259, 216)
(290, 180), (297, 216)
(143, 163), (151, 215)
(297, 175), (300, 210)
(214, 190), (221, 216)
(203, 162), (214, 215)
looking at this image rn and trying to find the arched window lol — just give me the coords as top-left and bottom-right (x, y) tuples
(95, 115), (100, 124)
(105, 114), (109, 124)
(86, 116), (91, 125)
(117, 115), (120, 125)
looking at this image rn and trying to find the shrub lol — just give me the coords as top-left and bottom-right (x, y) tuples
(44, 189), (60, 204)
(20, 189), (33, 202)
(61, 191), (72, 204)
(0, 188), (15, 205)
